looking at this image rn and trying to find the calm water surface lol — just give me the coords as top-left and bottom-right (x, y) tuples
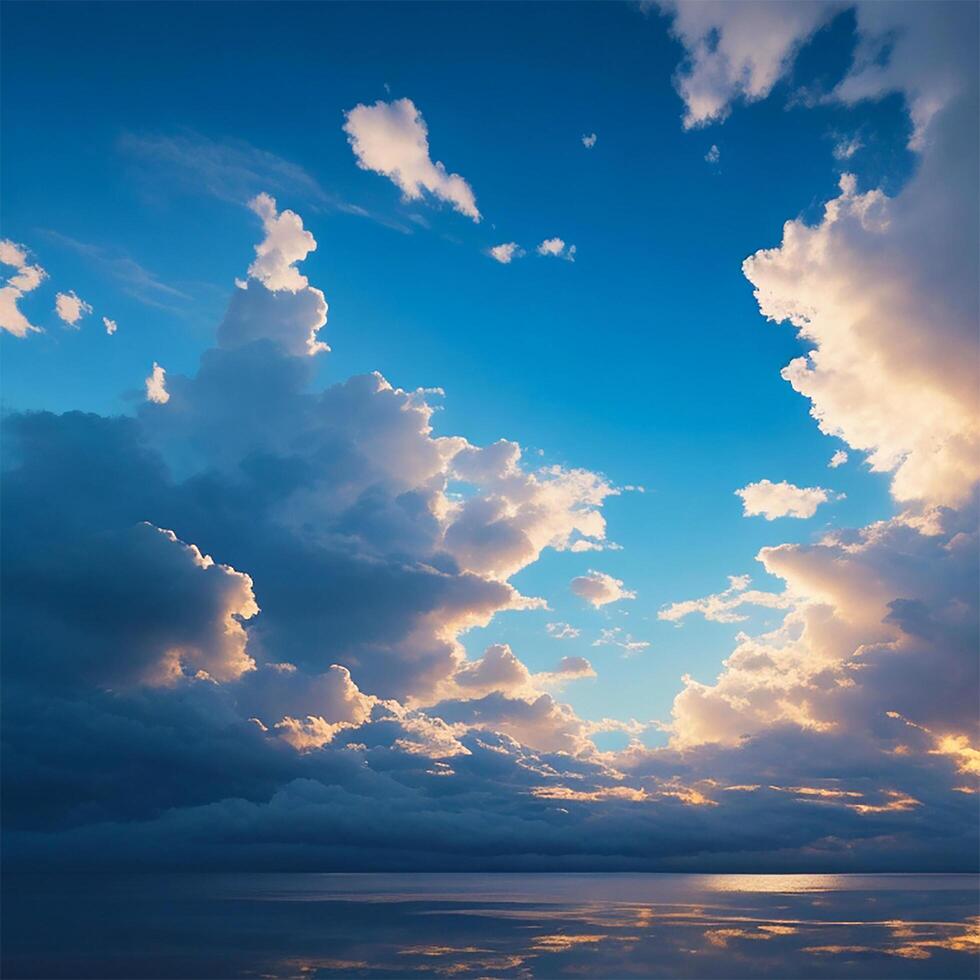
(3, 873), (978, 979)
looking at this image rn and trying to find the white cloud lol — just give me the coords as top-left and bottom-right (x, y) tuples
(656, 0), (837, 128)
(145, 362), (170, 404)
(54, 290), (92, 328)
(828, 449), (848, 468)
(570, 570), (636, 607)
(705, 144), (720, 163)
(660, 3), (980, 509)
(832, 135), (863, 161)
(659, 574), (792, 624)
(103, 316), (118, 335)
(0, 239), (47, 338)
(217, 193), (329, 357)
(735, 479), (837, 520)
(547, 622), (580, 640)
(247, 192), (317, 293)
(343, 98), (480, 221)
(593, 627), (650, 656)
(582, 133), (598, 149)
(488, 242), (523, 264)
(537, 238), (576, 261)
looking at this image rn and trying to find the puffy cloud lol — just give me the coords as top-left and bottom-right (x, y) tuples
(655, 0), (838, 128)
(217, 193), (329, 357)
(144, 362), (170, 404)
(667, 504), (979, 751)
(704, 144), (720, 163)
(735, 479), (837, 520)
(659, 574), (791, 624)
(102, 316), (118, 335)
(246, 192), (317, 292)
(570, 570), (636, 607)
(0, 238), (46, 337)
(828, 449), (848, 468)
(537, 237), (576, 261)
(54, 289), (92, 327)
(744, 168), (979, 507)
(660, 1), (980, 508)
(343, 98), (480, 221)
(582, 133), (597, 149)
(488, 242), (523, 264)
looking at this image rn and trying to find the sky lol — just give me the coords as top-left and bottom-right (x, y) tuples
(1, 1), (978, 872)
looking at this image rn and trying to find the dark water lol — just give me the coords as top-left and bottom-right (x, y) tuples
(2, 873), (978, 979)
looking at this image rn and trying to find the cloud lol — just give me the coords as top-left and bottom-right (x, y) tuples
(832, 135), (863, 161)
(488, 242), (523, 264)
(828, 449), (848, 468)
(246, 192), (318, 292)
(659, 574), (792, 624)
(592, 628), (650, 656)
(704, 144), (720, 163)
(145, 362), (170, 404)
(103, 316), (118, 335)
(54, 290), (92, 327)
(42, 231), (190, 311)
(547, 622), (580, 640)
(343, 98), (480, 221)
(537, 238), (576, 261)
(570, 570), (636, 607)
(582, 133), (598, 149)
(0, 239), (47, 337)
(735, 479), (837, 520)
(216, 193), (329, 357)
(654, 0), (838, 128)
(661, 1), (980, 508)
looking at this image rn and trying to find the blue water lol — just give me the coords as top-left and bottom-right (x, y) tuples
(2, 873), (977, 978)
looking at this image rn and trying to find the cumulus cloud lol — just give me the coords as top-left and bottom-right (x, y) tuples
(735, 479), (837, 520)
(246, 192), (317, 292)
(582, 133), (597, 149)
(828, 449), (848, 468)
(704, 143), (720, 163)
(537, 237), (576, 261)
(488, 242), (523, 264)
(0, 238), (47, 337)
(659, 574), (792, 624)
(570, 570), (636, 607)
(217, 193), (329, 357)
(54, 290), (92, 327)
(6, 3), (979, 872)
(343, 98), (480, 221)
(661, 1), (980, 508)
(655, 0), (838, 128)
(102, 316), (117, 335)
(145, 362), (170, 404)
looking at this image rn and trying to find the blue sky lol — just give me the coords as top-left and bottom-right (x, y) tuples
(2, 2), (976, 872)
(2, 2), (907, 731)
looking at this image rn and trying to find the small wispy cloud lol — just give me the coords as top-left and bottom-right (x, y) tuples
(547, 622), (581, 640)
(43, 230), (190, 311)
(119, 130), (406, 231)
(593, 627), (650, 657)
(582, 133), (597, 149)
